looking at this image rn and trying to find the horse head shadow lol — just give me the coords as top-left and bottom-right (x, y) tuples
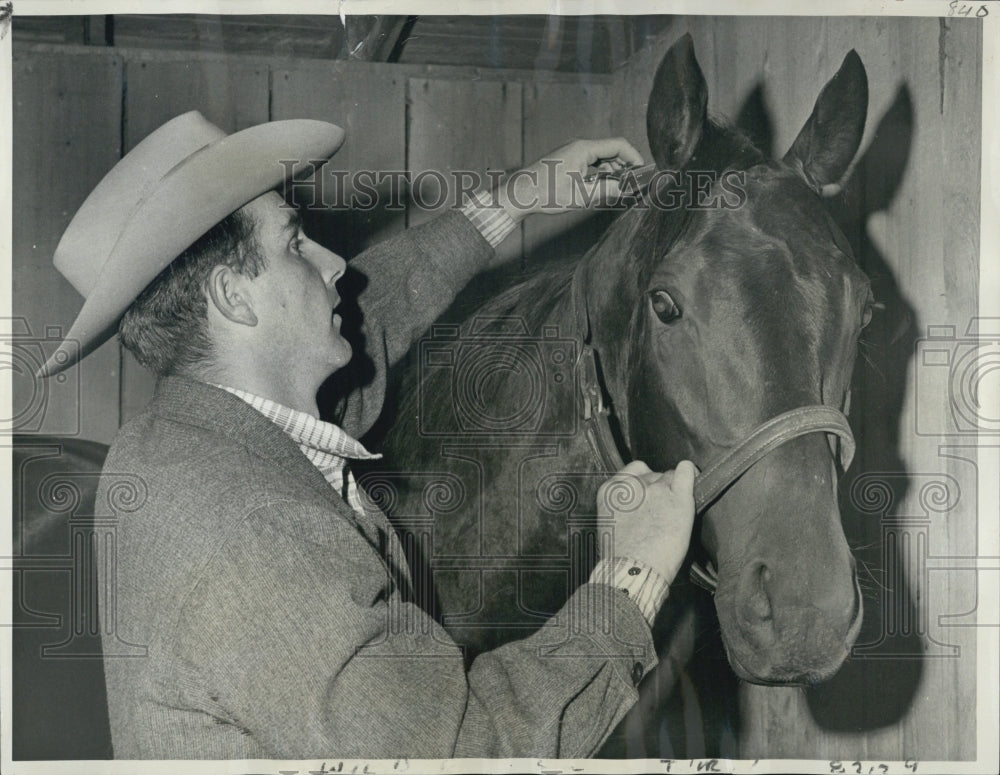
(806, 83), (925, 730)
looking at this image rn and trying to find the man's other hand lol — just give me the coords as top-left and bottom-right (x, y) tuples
(596, 460), (697, 584)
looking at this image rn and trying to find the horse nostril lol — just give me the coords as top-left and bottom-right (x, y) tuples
(745, 561), (773, 622)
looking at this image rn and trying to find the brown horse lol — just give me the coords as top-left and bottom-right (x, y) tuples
(367, 34), (873, 752)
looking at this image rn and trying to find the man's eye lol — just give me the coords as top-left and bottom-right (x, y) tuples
(649, 289), (681, 323)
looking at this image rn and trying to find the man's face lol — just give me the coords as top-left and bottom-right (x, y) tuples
(242, 191), (352, 383)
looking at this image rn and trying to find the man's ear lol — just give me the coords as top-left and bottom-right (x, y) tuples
(206, 265), (258, 326)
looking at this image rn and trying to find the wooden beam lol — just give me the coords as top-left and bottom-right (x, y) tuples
(346, 15), (413, 63)
(82, 15), (113, 46)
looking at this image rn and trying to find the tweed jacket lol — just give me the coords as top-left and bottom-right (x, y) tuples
(96, 212), (657, 760)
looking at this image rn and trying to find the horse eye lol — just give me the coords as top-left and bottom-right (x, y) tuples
(861, 292), (878, 329)
(649, 290), (681, 323)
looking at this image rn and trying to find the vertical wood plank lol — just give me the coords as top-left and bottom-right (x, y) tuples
(407, 77), (523, 266)
(522, 79), (615, 266)
(118, 55), (270, 424)
(12, 51), (123, 444)
(271, 60), (407, 256)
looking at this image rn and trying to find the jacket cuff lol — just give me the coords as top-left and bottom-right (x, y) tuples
(536, 582), (658, 691)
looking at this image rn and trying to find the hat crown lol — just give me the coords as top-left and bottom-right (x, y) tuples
(54, 111), (225, 297)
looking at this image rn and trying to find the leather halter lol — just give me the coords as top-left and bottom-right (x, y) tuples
(570, 260), (856, 593)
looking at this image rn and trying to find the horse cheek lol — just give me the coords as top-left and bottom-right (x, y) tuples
(626, 354), (689, 473)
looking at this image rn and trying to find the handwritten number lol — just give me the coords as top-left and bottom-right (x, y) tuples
(949, 1), (990, 16)
(905, 762), (919, 773)
(830, 763), (845, 774)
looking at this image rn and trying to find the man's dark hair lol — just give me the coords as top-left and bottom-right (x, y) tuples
(118, 207), (264, 377)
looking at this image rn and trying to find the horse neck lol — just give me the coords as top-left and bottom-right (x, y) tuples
(541, 276), (614, 476)
(471, 267), (602, 465)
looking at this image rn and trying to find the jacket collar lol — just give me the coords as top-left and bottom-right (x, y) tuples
(150, 375), (340, 507)
(149, 378), (408, 595)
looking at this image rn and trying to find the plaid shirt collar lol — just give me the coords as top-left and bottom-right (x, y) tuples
(215, 384), (381, 511)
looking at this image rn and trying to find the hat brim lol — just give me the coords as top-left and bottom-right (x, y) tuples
(38, 119), (345, 378)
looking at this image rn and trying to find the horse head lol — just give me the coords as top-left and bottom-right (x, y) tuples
(582, 35), (871, 685)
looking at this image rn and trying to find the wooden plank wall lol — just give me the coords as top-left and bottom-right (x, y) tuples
(407, 77), (523, 265)
(522, 79), (616, 265)
(12, 44), (613, 439)
(271, 59), (407, 255)
(12, 52), (123, 443)
(613, 16), (982, 762)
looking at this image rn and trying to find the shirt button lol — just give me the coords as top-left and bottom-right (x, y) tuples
(631, 662), (644, 685)
(628, 566), (641, 576)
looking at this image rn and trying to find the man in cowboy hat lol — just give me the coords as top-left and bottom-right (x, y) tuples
(40, 110), (697, 759)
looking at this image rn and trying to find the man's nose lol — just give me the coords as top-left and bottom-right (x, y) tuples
(311, 244), (346, 288)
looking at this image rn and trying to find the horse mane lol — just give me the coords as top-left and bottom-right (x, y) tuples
(470, 256), (578, 335)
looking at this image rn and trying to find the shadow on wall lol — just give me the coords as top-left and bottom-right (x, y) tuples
(812, 84), (925, 731)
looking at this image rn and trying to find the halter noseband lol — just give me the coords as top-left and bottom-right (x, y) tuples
(570, 260), (855, 594)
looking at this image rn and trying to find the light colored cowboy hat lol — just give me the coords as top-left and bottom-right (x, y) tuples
(37, 110), (345, 378)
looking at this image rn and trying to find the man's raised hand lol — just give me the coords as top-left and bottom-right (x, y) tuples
(497, 137), (645, 222)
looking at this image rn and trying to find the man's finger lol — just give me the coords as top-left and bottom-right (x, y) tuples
(582, 137), (644, 168)
(671, 460), (697, 494)
(619, 459), (652, 476)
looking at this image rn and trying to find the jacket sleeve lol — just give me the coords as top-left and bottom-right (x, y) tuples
(171, 500), (656, 759)
(332, 210), (496, 439)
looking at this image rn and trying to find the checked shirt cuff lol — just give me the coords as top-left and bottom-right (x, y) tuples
(588, 557), (670, 627)
(459, 188), (518, 248)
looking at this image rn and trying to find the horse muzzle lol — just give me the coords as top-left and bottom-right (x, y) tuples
(719, 564), (864, 686)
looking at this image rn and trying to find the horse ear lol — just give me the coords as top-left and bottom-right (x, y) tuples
(783, 50), (868, 194)
(646, 33), (708, 170)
